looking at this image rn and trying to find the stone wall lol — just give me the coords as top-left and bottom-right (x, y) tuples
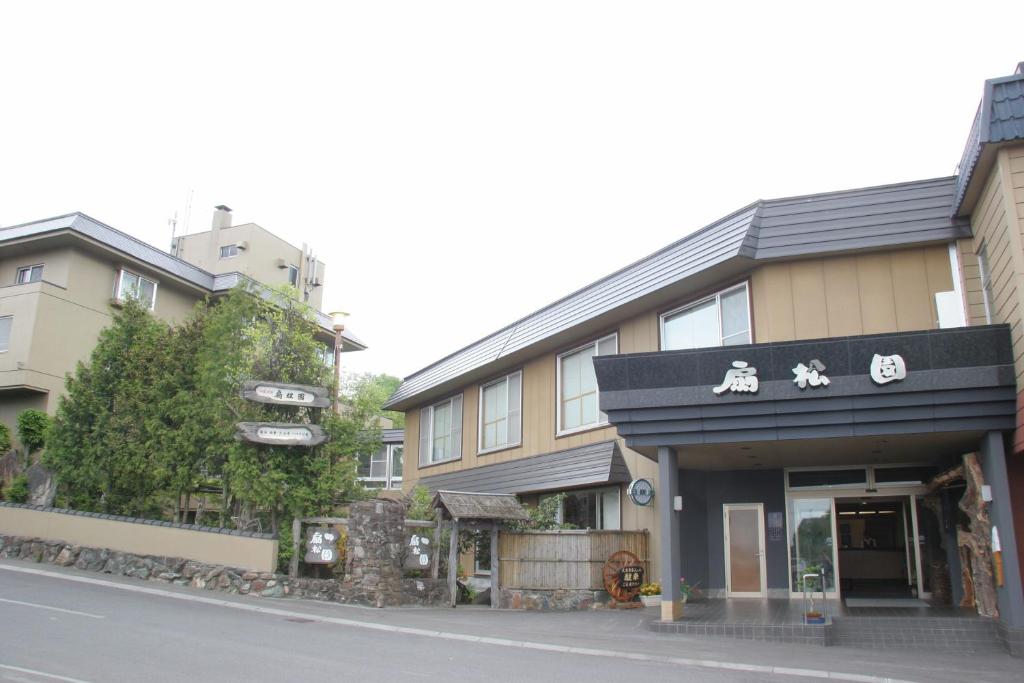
(0, 533), (447, 606)
(339, 499), (406, 607)
(499, 587), (611, 611)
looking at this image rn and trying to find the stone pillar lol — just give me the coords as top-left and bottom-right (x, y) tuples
(657, 446), (682, 621)
(979, 432), (1024, 631)
(343, 499), (406, 607)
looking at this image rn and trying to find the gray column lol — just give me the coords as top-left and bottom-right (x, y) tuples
(657, 445), (682, 621)
(979, 431), (1024, 628)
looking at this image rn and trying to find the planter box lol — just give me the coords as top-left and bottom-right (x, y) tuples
(640, 595), (661, 607)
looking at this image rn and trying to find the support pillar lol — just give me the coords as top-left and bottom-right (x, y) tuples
(979, 432), (1024, 630)
(657, 445), (682, 621)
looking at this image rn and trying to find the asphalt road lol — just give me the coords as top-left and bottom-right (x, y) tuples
(0, 565), (810, 683)
(1, 562), (1021, 683)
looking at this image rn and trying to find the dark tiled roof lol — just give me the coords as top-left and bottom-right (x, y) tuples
(953, 64), (1024, 214)
(418, 440), (631, 495)
(386, 177), (968, 409)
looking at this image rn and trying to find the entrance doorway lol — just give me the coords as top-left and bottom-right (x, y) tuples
(835, 497), (917, 599)
(724, 504), (767, 597)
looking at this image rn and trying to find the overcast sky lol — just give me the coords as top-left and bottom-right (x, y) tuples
(2, 2), (1022, 380)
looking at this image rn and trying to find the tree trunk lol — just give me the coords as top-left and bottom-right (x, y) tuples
(957, 453), (999, 618)
(182, 490), (191, 524)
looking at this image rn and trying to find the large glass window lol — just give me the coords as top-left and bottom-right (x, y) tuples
(661, 282), (750, 350)
(16, 265), (43, 284)
(418, 395), (463, 466)
(116, 269), (157, 310)
(479, 370), (522, 453)
(557, 333), (617, 435)
(789, 498), (836, 593)
(544, 486), (621, 530)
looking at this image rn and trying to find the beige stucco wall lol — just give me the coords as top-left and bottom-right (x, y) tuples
(175, 224), (326, 310)
(1, 245), (204, 426)
(0, 506), (277, 572)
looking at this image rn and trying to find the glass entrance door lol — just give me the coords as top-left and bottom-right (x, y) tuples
(789, 498), (837, 595)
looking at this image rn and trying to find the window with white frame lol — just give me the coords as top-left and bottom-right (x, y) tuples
(288, 265), (299, 287)
(977, 244), (994, 324)
(115, 269), (158, 310)
(358, 444), (404, 489)
(479, 370), (522, 453)
(557, 333), (617, 435)
(418, 395), (463, 466)
(660, 282), (751, 351)
(219, 244), (239, 259)
(541, 486), (621, 530)
(15, 265), (43, 284)
(0, 316), (12, 353)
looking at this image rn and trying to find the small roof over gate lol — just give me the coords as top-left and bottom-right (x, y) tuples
(430, 490), (530, 522)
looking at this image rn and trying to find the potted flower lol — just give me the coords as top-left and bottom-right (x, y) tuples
(680, 577), (699, 604)
(639, 582), (661, 607)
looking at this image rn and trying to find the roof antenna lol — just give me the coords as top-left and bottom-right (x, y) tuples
(182, 187), (194, 237)
(168, 211), (178, 255)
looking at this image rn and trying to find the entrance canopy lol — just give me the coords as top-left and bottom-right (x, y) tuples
(593, 325), (1016, 466)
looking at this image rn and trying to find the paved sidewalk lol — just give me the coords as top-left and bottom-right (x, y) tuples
(3, 559), (1022, 683)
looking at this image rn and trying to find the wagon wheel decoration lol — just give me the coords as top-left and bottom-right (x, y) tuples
(603, 550), (644, 603)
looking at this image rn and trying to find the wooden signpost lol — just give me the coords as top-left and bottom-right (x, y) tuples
(304, 526), (342, 564)
(240, 381), (332, 408)
(235, 422), (328, 447)
(603, 550), (644, 608)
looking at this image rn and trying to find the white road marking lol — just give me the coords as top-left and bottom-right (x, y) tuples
(0, 664), (94, 683)
(0, 598), (103, 619)
(0, 563), (919, 683)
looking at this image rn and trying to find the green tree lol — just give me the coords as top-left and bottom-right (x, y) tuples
(342, 372), (405, 428)
(0, 422), (10, 454)
(45, 299), (170, 516)
(16, 409), (51, 459)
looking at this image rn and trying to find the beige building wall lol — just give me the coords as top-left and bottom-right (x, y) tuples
(1, 245), (204, 433)
(175, 224), (327, 310)
(958, 145), (1024, 384)
(400, 245), (957, 581)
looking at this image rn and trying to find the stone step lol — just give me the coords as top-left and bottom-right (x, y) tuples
(830, 616), (1004, 653)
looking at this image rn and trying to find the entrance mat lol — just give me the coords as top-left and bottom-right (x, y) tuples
(843, 598), (929, 608)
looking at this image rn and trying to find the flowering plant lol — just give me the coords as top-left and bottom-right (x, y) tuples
(679, 576), (699, 599)
(639, 582), (661, 596)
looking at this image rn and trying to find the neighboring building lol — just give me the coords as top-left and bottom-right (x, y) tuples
(0, 209), (365, 447)
(171, 205), (327, 310)
(358, 428), (405, 494)
(385, 63), (1024, 649)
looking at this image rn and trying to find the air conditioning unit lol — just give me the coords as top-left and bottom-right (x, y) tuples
(236, 241), (249, 250)
(275, 258), (287, 268)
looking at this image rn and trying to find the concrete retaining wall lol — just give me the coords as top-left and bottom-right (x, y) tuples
(0, 503), (278, 573)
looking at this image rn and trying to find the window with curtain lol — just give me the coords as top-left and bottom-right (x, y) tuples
(16, 265), (43, 284)
(557, 333), (617, 435)
(116, 269), (158, 310)
(418, 395), (463, 466)
(660, 282), (750, 350)
(479, 370), (522, 453)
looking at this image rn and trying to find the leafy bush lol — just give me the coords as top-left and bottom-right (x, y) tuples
(17, 409), (51, 455)
(5, 475), (30, 503)
(0, 423), (10, 454)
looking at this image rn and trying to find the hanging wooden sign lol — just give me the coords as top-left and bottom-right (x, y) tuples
(304, 526), (341, 564)
(235, 422), (328, 447)
(241, 381), (331, 408)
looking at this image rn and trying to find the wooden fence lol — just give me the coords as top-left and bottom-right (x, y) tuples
(498, 529), (649, 590)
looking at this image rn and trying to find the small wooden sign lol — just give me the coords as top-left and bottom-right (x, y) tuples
(304, 527), (341, 564)
(235, 422), (328, 447)
(618, 565), (644, 591)
(241, 381), (331, 408)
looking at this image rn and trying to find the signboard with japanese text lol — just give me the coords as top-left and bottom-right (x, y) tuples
(235, 422), (328, 447)
(617, 565), (644, 592)
(403, 532), (433, 571)
(304, 527), (341, 564)
(241, 381), (331, 408)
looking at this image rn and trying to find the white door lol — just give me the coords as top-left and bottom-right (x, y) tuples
(724, 503), (767, 598)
